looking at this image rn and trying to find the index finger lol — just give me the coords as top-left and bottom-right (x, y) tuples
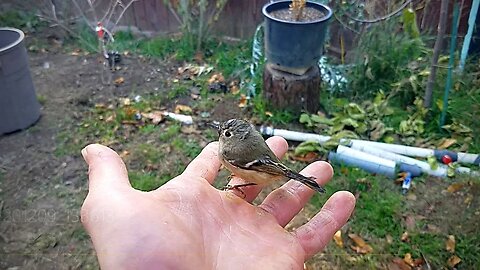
(181, 142), (221, 184)
(293, 191), (356, 259)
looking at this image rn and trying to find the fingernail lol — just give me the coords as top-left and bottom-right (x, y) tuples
(81, 146), (88, 162)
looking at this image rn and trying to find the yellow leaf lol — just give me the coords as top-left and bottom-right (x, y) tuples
(401, 231), (409, 242)
(119, 98), (131, 106)
(333, 230), (343, 248)
(174, 104), (193, 114)
(105, 114), (116, 123)
(142, 111), (165, 125)
(447, 255), (461, 268)
(464, 194), (473, 206)
(230, 84), (240, 95)
(348, 233), (373, 254)
(238, 94), (248, 108)
(403, 253), (414, 267)
(114, 76), (125, 85)
(446, 235), (455, 253)
(447, 183), (464, 193)
(208, 73), (225, 84)
(438, 138), (457, 149)
(119, 150), (130, 159)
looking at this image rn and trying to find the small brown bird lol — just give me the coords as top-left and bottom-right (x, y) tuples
(214, 119), (325, 193)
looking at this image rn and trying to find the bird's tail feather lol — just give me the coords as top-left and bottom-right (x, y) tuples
(286, 171), (325, 193)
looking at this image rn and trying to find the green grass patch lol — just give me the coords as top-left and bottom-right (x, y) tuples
(135, 143), (165, 164)
(0, 10), (44, 31)
(129, 171), (171, 191)
(159, 123), (181, 142)
(172, 137), (203, 158)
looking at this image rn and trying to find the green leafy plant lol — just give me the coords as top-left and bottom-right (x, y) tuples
(346, 18), (428, 102)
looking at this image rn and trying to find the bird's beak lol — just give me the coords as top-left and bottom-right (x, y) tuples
(208, 121), (221, 135)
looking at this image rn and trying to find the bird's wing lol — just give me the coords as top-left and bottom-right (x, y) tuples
(227, 155), (325, 193)
(227, 155), (288, 176)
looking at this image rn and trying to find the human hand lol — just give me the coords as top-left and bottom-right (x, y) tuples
(80, 136), (355, 270)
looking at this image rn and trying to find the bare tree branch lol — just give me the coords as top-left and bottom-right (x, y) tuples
(345, 0), (412, 24)
(71, 0), (95, 30)
(112, 0), (138, 32)
(424, 0), (449, 108)
(99, 0), (116, 23)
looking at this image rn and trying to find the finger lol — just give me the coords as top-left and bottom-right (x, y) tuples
(259, 161), (333, 226)
(293, 191), (355, 259)
(227, 136), (288, 203)
(181, 142), (221, 184)
(82, 144), (131, 193)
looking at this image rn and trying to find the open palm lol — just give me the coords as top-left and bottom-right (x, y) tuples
(80, 136), (355, 270)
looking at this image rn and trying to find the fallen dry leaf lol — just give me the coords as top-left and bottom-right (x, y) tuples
(386, 234), (393, 244)
(447, 255), (461, 268)
(390, 258), (412, 270)
(447, 183), (464, 193)
(438, 138), (457, 149)
(95, 103), (107, 109)
(292, 152), (319, 163)
(405, 215), (416, 230)
(142, 111), (164, 125)
(105, 114), (116, 123)
(229, 81), (240, 94)
(333, 230), (343, 248)
(446, 235), (455, 253)
(238, 94), (248, 108)
(208, 73), (225, 84)
(119, 98), (132, 106)
(464, 194), (473, 206)
(348, 233), (373, 254)
(413, 258), (424, 267)
(174, 104), (193, 114)
(401, 231), (409, 242)
(403, 253), (414, 267)
(119, 150), (130, 159)
(114, 76), (125, 85)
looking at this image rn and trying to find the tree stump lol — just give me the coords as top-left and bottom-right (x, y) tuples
(263, 63), (320, 114)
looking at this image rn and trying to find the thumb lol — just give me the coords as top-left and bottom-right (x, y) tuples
(82, 144), (132, 193)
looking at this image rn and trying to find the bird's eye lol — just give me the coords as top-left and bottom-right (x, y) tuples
(224, 131), (232, 137)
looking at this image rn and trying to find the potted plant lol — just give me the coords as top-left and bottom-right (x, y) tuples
(262, 0), (332, 75)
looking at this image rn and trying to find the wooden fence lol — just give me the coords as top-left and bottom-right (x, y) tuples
(1, 0), (474, 51)
(113, 0), (472, 39)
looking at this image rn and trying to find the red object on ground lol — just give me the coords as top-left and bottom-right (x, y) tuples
(442, 155), (453, 164)
(96, 22), (104, 39)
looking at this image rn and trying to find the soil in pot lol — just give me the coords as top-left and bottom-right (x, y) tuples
(269, 7), (325, 22)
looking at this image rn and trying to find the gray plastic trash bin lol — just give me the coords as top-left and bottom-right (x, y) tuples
(0, 27), (40, 134)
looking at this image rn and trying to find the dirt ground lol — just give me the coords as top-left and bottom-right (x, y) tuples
(0, 42), (185, 268)
(1, 35), (479, 270)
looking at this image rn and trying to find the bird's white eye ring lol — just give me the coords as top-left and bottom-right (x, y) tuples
(224, 130), (232, 137)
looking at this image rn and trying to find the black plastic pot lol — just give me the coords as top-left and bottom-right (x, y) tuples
(263, 1), (332, 72)
(0, 28), (40, 134)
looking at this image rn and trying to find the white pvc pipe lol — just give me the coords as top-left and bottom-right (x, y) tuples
(349, 140), (434, 157)
(336, 145), (396, 170)
(260, 126), (331, 143)
(350, 143), (447, 177)
(163, 112), (193, 125)
(260, 127), (479, 166)
(330, 146), (397, 178)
